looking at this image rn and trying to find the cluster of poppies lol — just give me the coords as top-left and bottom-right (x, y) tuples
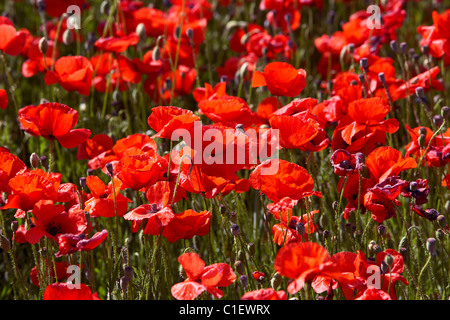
(0, 0), (449, 301)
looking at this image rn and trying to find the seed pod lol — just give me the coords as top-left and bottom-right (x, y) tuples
(360, 58), (368, 70)
(378, 72), (386, 84)
(237, 250), (245, 262)
(234, 261), (245, 275)
(400, 42), (408, 55)
(323, 230), (330, 239)
(30, 153), (40, 169)
(409, 181), (418, 192)
(40, 156), (49, 171)
(185, 28), (194, 41)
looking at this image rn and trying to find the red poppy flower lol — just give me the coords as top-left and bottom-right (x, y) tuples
(43, 283), (100, 300)
(147, 106), (200, 140)
(268, 114), (320, 150)
(24, 200), (87, 244)
(0, 17), (27, 56)
(339, 97), (399, 148)
(241, 288), (287, 300)
(331, 149), (364, 176)
(95, 33), (139, 53)
(252, 62), (306, 97)
(84, 175), (131, 218)
(355, 288), (392, 300)
(77, 134), (114, 161)
(249, 159), (321, 204)
(2, 169), (60, 212)
(55, 229), (108, 257)
(43, 0), (89, 18)
(363, 189), (401, 223)
(171, 252), (236, 300)
(274, 242), (334, 294)
(0, 89), (8, 109)
(162, 209), (211, 243)
(0, 150), (26, 193)
(365, 146), (417, 182)
(18, 102), (91, 148)
(45, 56), (93, 96)
(115, 154), (164, 191)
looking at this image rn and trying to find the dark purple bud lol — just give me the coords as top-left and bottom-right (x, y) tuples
(377, 224), (386, 236)
(231, 224), (239, 237)
(426, 238), (437, 256)
(105, 162), (114, 176)
(433, 114), (444, 127)
(79, 177), (87, 189)
(390, 40), (399, 53)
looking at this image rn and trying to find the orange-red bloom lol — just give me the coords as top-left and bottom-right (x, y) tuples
(171, 252), (236, 300)
(18, 102), (91, 148)
(252, 62), (307, 97)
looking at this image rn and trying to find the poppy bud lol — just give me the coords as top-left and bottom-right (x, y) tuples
(30, 153), (40, 169)
(418, 134), (426, 148)
(400, 42), (408, 55)
(390, 40), (399, 53)
(239, 275), (248, 289)
(230, 211), (237, 223)
(248, 243), (255, 256)
(441, 106), (450, 119)
(124, 266), (133, 280)
(400, 247), (409, 262)
(136, 23), (146, 41)
(79, 177), (87, 189)
(378, 72), (386, 84)
(323, 230), (330, 239)
(40, 156), (48, 171)
(360, 58), (368, 70)
(433, 115), (444, 127)
(409, 181), (418, 192)
(380, 260), (389, 274)
(271, 272), (281, 290)
(418, 127), (427, 136)
(234, 260), (245, 275)
(377, 224), (386, 236)
(120, 276), (129, 291)
(37, 0), (46, 11)
(0, 234), (11, 251)
(105, 162), (114, 176)
(347, 43), (355, 54)
(100, 1), (110, 15)
(152, 47), (160, 61)
(426, 238), (437, 256)
(415, 87), (425, 99)
(231, 224), (239, 237)
(38, 37), (48, 55)
(384, 253), (394, 267)
(296, 222), (305, 236)
(174, 26), (182, 39)
(332, 201), (338, 211)
(87, 168), (94, 176)
(436, 229), (445, 242)
(11, 221), (18, 233)
(185, 28), (194, 41)
(350, 79), (358, 86)
(62, 29), (73, 45)
(437, 214), (447, 229)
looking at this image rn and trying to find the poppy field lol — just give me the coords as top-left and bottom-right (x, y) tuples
(0, 0), (450, 302)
